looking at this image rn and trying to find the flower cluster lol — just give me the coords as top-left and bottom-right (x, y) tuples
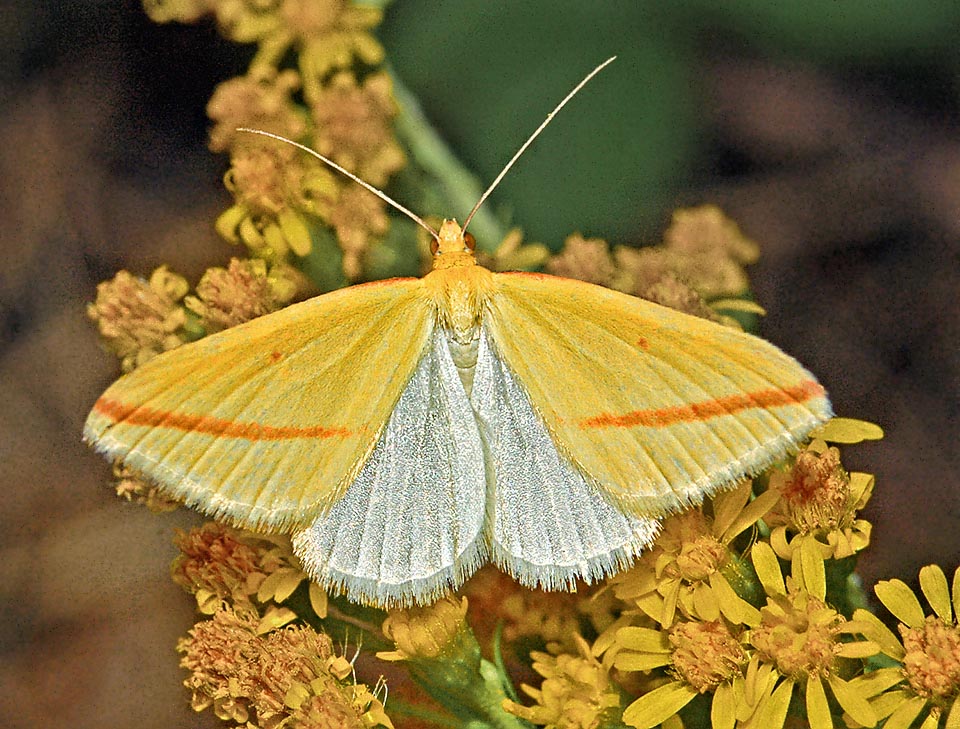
(149, 0), (404, 282)
(504, 423), (899, 729)
(547, 205), (761, 314)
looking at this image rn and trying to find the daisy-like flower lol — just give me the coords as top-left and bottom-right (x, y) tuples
(853, 565), (960, 729)
(171, 522), (327, 619)
(86, 265), (189, 371)
(179, 606), (390, 727)
(607, 480), (775, 628)
(743, 541), (882, 729)
(310, 71), (405, 188)
(378, 596), (470, 662)
(611, 618), (747, 729)
(217, 143), (339, 259)
(546, 232), (616, 286)
(765, 439), (874, 593)
(183, 257), (301, 333)
(207, 68), (307, 153)
(663, 205), (759, 266)
(502, 634), (623, 728)
(326, 184), (390, 280)
(111, 462), (179, 513)
(477, 228), (550, 274)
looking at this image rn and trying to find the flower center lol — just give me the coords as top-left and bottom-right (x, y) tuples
(900, 617), (960, 702)
(780, 448), (851, 532)
(669, 621), (746, 692)
(750, 591), (840, 678)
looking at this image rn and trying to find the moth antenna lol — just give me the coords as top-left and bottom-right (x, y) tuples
(236, 128), (440, 240)
(462, 56), (617, 233)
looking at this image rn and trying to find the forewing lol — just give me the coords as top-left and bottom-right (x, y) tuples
(292, 328), (487, 608)
(471, 328), (659, 590)
(486, 273), (832, 516)
(85, 278), (434, 531)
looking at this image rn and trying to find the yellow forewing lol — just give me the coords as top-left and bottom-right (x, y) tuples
(485, 272), (831, 516)
(84, 278), (435, 531)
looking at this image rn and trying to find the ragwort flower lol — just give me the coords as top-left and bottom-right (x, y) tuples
(744, 541), (881, 729)
(546, 232), (616, 286)
(853, 565), (960, 729)
(86, 265), (189, 371)
(608, 480), (774, 628)
(613, 619), (747, 729)
(503, 634), (623, 729)
(766, 439), (874, 580)
(183, 257), (301, 333)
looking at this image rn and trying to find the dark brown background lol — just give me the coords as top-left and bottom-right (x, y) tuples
(1, 3), (957, 727)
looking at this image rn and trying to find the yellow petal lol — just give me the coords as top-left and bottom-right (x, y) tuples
(712, 479), (753, 539)
(810, 417), (884, 443)
(769, 526), (793, 560)
(752, 541), (785, 596)
(710, 572), (761, 627)
(849, 472), (875, 507)
(256, 605), (297, 634)
(851, 609), (906, 659)
(661, 579), (680, 627)
(693, 582), (720, 621)
(882, 697), (927, 729)
(919, 564), (952, 622)
(622, 681), (698, 729)
(946, 696), (960, 729)
(758, 678), (794, 729)
(828, 674), (877, 727)
(614, 652), (673, 672)
(616, 626), (672, 653)
(870, 688), (912, 720)
(308, 582), (328, 618)
(835, 639), (880, 659)
(954, 567), (960, 619)
(805, 676), (832, 729)
(710, 298), (767, 315)
(215, 204), (247, 244)
(919, 712), (940, 729)
(256, 567), (305, 603)
(712, 681), (736, 729)
(277, 208), (313, 257)
(799, 537), (826, 601)
(722, 487), (780, 543)
(847, 667), (905, 698)
(875, 579), (925, 628)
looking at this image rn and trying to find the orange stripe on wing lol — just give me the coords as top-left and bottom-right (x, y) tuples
(579, 380), (826, 429)
(94, 397), (352, 441)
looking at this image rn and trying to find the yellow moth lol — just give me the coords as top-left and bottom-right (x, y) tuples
(85, 58), (831, 608)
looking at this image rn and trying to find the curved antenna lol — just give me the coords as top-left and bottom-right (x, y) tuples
(236, 128), (440, 240)
(462, 56), (617, 233)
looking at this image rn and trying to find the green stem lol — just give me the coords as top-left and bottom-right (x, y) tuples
(389, 68), (507, 251)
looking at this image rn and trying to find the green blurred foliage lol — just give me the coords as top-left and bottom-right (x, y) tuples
(377, 0), (960, 249)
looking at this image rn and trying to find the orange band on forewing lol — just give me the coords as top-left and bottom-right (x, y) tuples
(578, 380), (826, 429)
(94, 397), (351, 440)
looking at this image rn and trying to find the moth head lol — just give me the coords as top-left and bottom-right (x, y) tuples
(432, 219), (475, 256)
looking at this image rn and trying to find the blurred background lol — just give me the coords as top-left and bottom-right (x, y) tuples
(1, 1), (957, 727)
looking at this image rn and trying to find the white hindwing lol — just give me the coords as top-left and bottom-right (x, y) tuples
(471, 328), (660, 590)
(292, 329), (487, 608)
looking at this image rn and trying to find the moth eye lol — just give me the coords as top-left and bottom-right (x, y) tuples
(464, 232), (476, 251)
(430, 238), (440, 255)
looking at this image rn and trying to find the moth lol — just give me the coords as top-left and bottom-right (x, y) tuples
(85, 59), (831, 608)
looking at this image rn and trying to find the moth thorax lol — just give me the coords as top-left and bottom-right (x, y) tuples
(445, 327), (481, 395)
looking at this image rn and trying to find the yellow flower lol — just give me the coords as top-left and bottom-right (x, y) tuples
(218, 143), (339, 259)
(546, 232), (616, 286)
(179, 606), (388, 727)
(171, 522), (327, 618)
(766, 439), (874, 570)
(854, 565), (960, 729)
(207, 68), (307, 153)
(613, 619), (746, 729)
(310, 71), (405, 188)
(326, 185), (390, 280)
(663, 204), (759, 265)
(478, 228), (550, 274)
(744, 541), (882, 729)
(639, 271), (723, 321)
(111, 462), (179, 512)
(378, 596), (469, 661)
(86, 265), (189, 371)
(503, 634), (622, 729)
(183, 257), (301, 333)
(608, 480), (774, 627)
